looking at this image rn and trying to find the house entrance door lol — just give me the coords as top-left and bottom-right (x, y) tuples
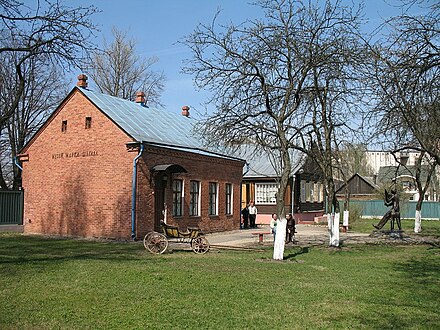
(154, 174), (167, 232)
(150, 164), (187, 232)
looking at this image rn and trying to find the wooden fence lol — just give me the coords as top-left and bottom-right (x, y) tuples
(346, 200), (440, 220)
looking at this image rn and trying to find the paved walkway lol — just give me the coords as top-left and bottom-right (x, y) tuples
(205, 224), (440, 248)
(206, 224), (368, 247)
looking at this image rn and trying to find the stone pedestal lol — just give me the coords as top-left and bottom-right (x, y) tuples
(370, 229), (404, 239)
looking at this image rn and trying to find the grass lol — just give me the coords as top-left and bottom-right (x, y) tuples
(1, 233), (439, 329)
(349, 218), (440, 237)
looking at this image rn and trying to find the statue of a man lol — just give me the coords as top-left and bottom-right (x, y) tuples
(373, 189), (402, 231)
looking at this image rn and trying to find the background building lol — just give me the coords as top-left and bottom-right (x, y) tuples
(366, 150), (423, 175)
(366, 150), (438, 201)
(239, 146), (324, 224)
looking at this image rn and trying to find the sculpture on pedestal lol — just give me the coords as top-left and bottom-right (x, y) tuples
(373, 188), (402, 231)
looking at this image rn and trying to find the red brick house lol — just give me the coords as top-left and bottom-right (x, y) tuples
(18, 75), (245, 240)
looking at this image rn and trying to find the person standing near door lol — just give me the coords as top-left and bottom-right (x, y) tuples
(241, 205), (250, 229)
(270, 213), (278, 240)
(248, 201), (258, 228)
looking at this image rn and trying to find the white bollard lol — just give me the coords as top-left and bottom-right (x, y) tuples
(343, 210), (349, 232)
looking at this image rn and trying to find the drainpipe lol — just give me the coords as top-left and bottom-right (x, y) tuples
(239, 162), (250, 229)
(131, 144), (144, 240)
(14, 156), (23, 171)
(291, 176), (295, 215)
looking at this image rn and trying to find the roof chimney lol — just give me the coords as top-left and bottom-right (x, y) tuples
(77, 74), (88, 88)
(181, 105), (190, 117)
(135, 91), (146, 106)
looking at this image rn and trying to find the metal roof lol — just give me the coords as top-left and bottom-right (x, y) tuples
(378, 165), (438, 184)
(144, 142), (246, 162)
(77, 87), (247, 164)
(79, 87), (201, 149)
(235, 145), (304, 178)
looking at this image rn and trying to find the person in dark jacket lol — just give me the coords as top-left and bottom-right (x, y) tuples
(285, 213), (296, 243)
(241, 205), (249, 229)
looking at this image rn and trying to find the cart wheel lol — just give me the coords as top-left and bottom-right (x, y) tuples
(191, 236), (210, 254)
(143, 232), (168, 254)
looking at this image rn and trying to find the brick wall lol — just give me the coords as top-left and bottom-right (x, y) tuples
(21, 89), (245, 240)
(21, 89), (135, 239)
(135, 146), (244, 236)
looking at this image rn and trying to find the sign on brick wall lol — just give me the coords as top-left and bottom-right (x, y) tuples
(51, 151), (98, 159)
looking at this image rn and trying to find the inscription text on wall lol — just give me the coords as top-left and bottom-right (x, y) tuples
(52, 151), (98, 159)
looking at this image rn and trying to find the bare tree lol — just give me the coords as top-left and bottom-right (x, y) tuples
(386, 150), (438, 233)
(183, 0), (366, 247)
(0, 53), (67, 189)
(0, 0), (98, 189)
(368, 1), (440, 165)
(412, 152), (437, 232)
(87, 28), (165, 106)
(336, 143), (374, 178)
(365, 1), (439, 232)
(0, 128), (10, 188)
(0, 0), (98, 128)
(332, 142), (375, 229)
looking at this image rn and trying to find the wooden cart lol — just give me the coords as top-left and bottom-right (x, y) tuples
(143, 221), (210, 254)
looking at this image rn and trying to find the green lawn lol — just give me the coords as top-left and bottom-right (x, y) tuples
(349, 218), (440, 237)
(1, 233), (439, 329)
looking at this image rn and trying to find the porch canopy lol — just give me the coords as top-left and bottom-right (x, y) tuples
(151, 164), (187, 174)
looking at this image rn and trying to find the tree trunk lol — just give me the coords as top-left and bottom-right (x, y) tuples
(326, 178), (340, 247)
(343, 190), (349, 232)
(414, 198), (423, 233)
(414, 210), (422, 233)
(273, 217), (287, 260)
(412, 151), (436, 233)
(273, 148), (290, 260)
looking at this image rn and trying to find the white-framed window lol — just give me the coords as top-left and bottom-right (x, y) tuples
(317, 182), (323, 202)
(255, 183), (278, 204)
(172, 179), (183, 217)
(304, 181), (311, 202)
(225, 183), (233, 215)
(307, 182), (314, 202)
(189, 180), (200, 216)
(313, 183), (319, 202)
(209, 182), (218, 215)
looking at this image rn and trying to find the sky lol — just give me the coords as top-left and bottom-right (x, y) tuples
(70, 0), (423, 116)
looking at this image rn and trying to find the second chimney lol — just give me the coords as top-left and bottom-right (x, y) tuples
(77, 74), (88, 88)
(135, 91), (146, 106)
(182, 105), (190, 117)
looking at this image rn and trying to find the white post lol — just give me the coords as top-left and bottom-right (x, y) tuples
(273, 217), (287, 260)
(343, 210), (349, 232)
(414, 210), (422, 233)
(332, 212), (340, 247)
